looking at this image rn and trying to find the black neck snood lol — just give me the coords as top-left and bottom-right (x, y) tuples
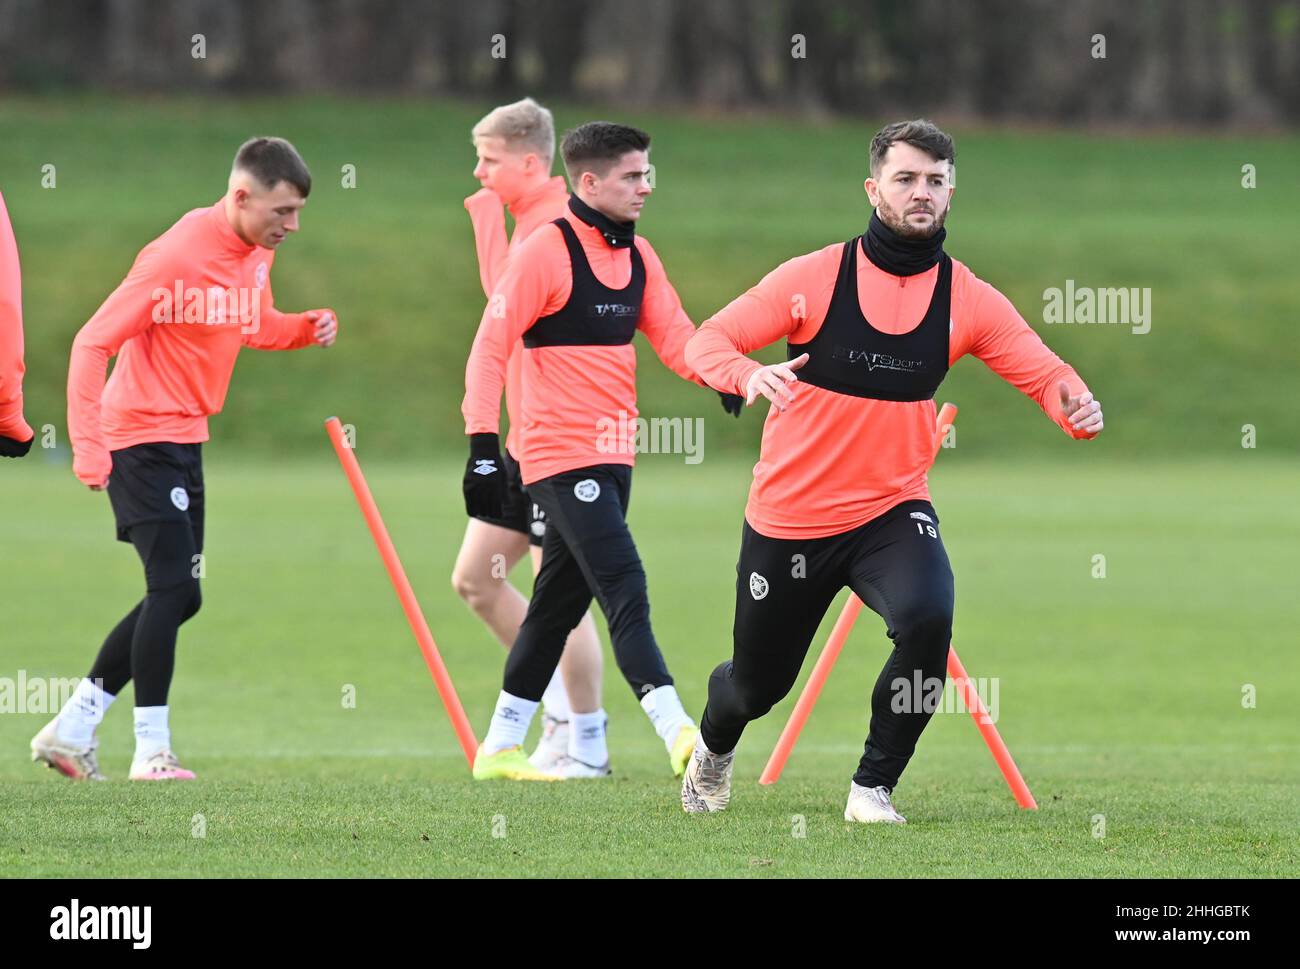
(863, 210), (946, 276)
(568, 195), (636, 249)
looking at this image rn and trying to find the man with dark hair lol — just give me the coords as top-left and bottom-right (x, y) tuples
(232, 137), (313, 198)
(32, 136), (338, 782)
(557, 123), (651, 182)
(0, 189), (34, 457)
(681, 118), (1103, 820)
(463, 120), (739, 780)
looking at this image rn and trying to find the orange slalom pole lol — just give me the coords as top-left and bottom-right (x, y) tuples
(324, 417), (479, 769)
(947, 647), (1037, 809)
(758, 403), (957, 785)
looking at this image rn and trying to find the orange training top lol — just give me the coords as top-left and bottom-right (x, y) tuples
(0, 190), (33, 442)
(462, 204), (704, 485)
(463, 175), (569, 457)
(686, 239), (1096, 539)
(67, 200), (319, 486)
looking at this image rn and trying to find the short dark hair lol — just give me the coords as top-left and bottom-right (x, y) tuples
(869, 120), (955, 178)
(560, 122), (651, 184)
(232, 137), (312, 197)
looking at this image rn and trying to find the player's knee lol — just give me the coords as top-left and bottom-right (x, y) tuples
(893, 600), (953, 648)
(145, 577), (201, 623)
(180, 581), (202, 623)
(732, 681), (781, 722)
(716, 666), (786, 721)
(586, 554), (645, 597)
(451, 564), (500, 612)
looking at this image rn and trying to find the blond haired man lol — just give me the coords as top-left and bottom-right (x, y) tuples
(452, 98), (609, 777)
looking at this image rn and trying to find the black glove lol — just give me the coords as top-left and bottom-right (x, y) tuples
(463, 432), (506, 519)
(718, 391), (744, 418)
(0, 433), (34, 458)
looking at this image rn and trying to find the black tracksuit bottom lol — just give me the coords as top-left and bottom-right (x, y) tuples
(503, 464), (673, 701)
(700, 498), (955, 791)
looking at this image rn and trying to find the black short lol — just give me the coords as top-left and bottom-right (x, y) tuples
(106, 442), (205, 547)
(471, 449), (546, 547)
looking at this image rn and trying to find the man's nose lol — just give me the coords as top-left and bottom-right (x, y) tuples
(285, 213), (300, 232)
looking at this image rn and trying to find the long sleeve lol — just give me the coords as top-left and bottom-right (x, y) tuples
(461, 227), (559, 435)
(634, 239), (705, 387)
(464, 188), (510, 298)
(687, 251), (830, 396)
(67, 245), (174, 484)
(960, 276), (1096, 440)
(241, 262), (315, 350)
(0, 191), (32, 442)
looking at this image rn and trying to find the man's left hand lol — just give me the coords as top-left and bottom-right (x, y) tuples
(1059, 381), (1103, 437)
(307, 309), (338, 347)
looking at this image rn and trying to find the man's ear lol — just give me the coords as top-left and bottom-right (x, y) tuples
(863, 177), (880, 207)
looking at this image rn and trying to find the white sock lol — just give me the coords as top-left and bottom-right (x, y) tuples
(482, 691), (539, 754)
(639, 685), (693, 750)
(540, 667), (572, 722)
(569, 709), (608, 766)
(132, 706), (170, 761)
(56, 678), (116, 745)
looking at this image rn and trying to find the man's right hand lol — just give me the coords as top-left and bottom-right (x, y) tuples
(73, 449), (111, 490)
(463, 187), (504, 211)
(744, 352), (810, 412)
(463, 432), (506, 519)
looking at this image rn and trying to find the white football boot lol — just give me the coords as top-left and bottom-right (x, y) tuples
(844, 782), (906, 823)
(527, 713), (570, 772)
(30, 717), (106, 781)
(681, 735), (735, 813)
(547, 754), (613, 779)
(128, 748), (196, 781)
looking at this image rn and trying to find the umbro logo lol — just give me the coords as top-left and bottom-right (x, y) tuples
(473, 460), (498, 476)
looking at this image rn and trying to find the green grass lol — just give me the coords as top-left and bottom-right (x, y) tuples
(1, 94), (1298, 460)
(2, 452), (1296, 877)
(1, 94), (1295, 877)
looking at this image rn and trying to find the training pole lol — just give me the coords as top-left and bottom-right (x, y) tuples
(947, 647), (1037, 808)
(325, 417), (479, 768)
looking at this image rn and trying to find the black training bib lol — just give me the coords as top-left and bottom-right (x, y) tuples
(788, 236), (950, 401)
(523, 219), (645, 348)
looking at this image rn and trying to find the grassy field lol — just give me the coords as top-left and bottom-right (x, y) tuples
(1, 94), (1295, 878)
(1, 94), (1297, 460)
(2, 451), (1296, 877)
